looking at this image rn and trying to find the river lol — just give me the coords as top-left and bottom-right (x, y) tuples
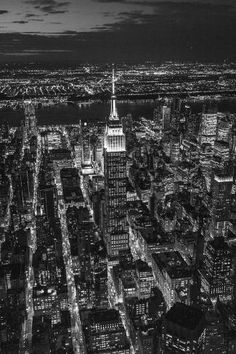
(1, 97), (236, 127)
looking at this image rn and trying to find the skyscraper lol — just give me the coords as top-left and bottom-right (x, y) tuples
(211, 171), (233, 222)
(161, 303), (206, 354)
(81, 309), (131, 353)
(199, 111), (218, 146)
(202, 237), (233, 304)
(231, 120), (236, 157)
(103, 67), (129, 258)
(24, 101), (37, 138)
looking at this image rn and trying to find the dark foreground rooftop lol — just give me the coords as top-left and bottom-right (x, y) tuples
(165, 303), (205, 331)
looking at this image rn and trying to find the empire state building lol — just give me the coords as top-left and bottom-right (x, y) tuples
(103, 68), (129, 257)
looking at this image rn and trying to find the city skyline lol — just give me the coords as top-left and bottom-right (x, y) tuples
(1, 63), (236, 353)
(1, 0), (236, 63)
(2, 2), (236, 353)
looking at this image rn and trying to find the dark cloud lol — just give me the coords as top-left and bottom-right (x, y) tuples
(128, 0), (234, 6)
(24, 0), (70, 14)
(13, 20), (29, 24)
(40, 7), (68, 14)
(0, 10), (8, 15)
(1, 0), (236, 63)
(99, 0), (236, 33)
(25, 13), (40, 17)
(93, 0), (236, 12)
(29, 18), (44, 21)
(0, 14), (236, 64)
(93, 0), (234, 3)
(93, 0), (235, 11)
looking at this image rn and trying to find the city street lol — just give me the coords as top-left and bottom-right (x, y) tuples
(54, 165), (86, 354)
(19, 133), (41, 353)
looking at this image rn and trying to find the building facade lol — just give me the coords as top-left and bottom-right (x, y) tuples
(103, 68), (129, 257)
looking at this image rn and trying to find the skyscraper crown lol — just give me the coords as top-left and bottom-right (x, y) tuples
(109, 65), (119, 121)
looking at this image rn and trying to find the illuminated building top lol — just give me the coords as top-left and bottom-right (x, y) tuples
(109, 66), (118, 121)
(104, 67), (126, 153)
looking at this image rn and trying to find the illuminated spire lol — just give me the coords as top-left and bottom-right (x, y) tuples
(109, 65), (119, 121)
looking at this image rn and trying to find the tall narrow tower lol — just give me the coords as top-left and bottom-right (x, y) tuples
(24, 101), (37, 138)
(103, 67), (129, 257)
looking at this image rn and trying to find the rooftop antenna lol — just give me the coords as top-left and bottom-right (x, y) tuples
(109, 64), (118, 120)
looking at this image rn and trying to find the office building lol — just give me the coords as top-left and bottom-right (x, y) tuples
(151, 251), (192, 309)
(203, 305), (228, 354)
(161, 105), (171, 131)
(199, 112), (218, 146)
(216, 114), (231, 143)
(81, 309), (131, 353)
(103, 68), (129, 257)
(161, 303), (206, 353)
(211, 171), (233, 223)
(201, 237), (233, 304)
(24, 101), (37, 138)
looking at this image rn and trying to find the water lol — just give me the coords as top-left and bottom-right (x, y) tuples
(0, 107), (25, 127)
(0, 101), (156, 127)
(1, 97), (236, 127)
(37, 101), (156, 126)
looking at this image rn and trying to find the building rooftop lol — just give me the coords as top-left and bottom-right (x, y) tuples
(214, 141), (229, 150)
(10, 263), (24, 280)
(61, 168), (84, 203)
(208, 236), (230, 252)
(88, 309), (121, 324)
(50, 148), (71, 160)
(122, 277), (136, 289)
(165, 303), (205, 331)
(152, 251), (191, 279)
(63, 186), (84, 203)
(136, 259), (152, 273)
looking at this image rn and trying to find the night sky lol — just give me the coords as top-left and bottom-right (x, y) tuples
(0, 0), (236, 63)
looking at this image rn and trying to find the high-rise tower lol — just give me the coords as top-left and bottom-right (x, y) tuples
(202, 237), (233, 304)
(103, 67), (129, 257)
(24, 101), (37, 138)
